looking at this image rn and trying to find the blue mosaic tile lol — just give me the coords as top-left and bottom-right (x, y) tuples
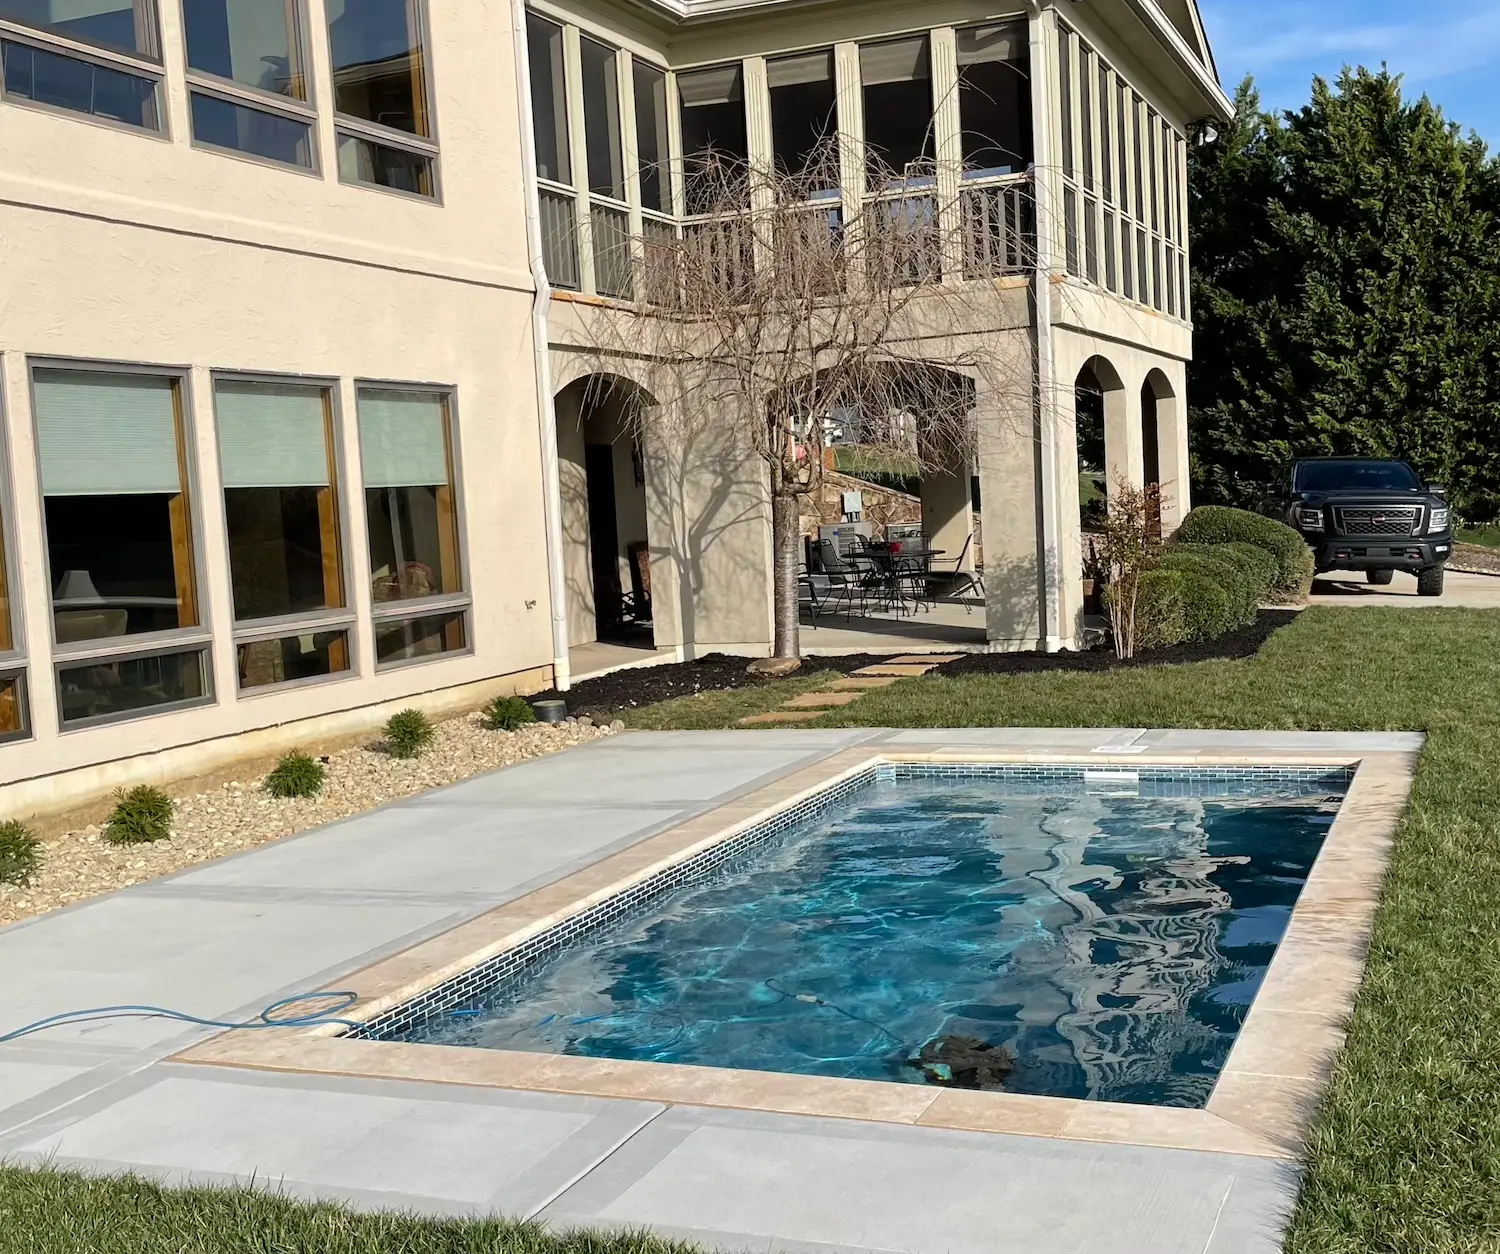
(352, 762), (1352, 1043)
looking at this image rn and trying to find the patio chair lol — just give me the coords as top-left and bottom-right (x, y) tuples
(815, 540), (876, 615)
(799, 568), (857, 625)
(926, 533), (986, 610)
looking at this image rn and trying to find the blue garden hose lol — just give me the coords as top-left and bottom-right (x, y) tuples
(0, 991), (362, 1044)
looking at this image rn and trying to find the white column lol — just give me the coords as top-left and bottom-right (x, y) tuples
(930, 26), (964, 281)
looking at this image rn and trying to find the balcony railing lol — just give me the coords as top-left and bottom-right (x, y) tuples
(960, 178), (1034, 279)
(590, 202), (632, 299)
(538, 187), (579, 290)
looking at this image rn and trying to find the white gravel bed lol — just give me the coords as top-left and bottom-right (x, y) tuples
(0, 715), (616, 928)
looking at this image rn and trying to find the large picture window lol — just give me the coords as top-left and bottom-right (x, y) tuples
(768, 50), (835, 186)
(358, 387), (467, 665)
(32, 366), (211, 725)
(527, 11), (568, 185)
(632, 59), (668, 212)
(216, 377), (353, 690)
(0, 1), (163, 130)
(325, 0), (437, 196)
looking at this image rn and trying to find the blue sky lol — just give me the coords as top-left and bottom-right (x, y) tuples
(1199, 0), (1500, 148)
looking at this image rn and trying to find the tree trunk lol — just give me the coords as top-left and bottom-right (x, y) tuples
(770, 489), (803, 659)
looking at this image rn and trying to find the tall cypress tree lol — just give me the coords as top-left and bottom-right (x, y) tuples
(1188, 69), (1500, 518)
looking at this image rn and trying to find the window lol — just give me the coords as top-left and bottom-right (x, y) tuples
(678, 63), (746, 214)
(32, 366), (212, 725)
(1063, 185), (1079, 277)
(956, 23), (1031, 178)
(190, 92), (313, 166)
(358, 387), (467, 666)
(0, 484), (26, 742)
(768, 49), (836, 186)
(1083, 195), (1098, 283)
(1104, 207), (1117, 291)
(527, 12), (568, 185)
(860, 36), (932, 188)
(1132, 93), (1145, 222)
(579, 36), (623, 201)
(1077, 43), (1093, 193)
(1098, 63), (1112, 204)
(216, 377), (353, 691)
(632, 60), (668, 212)
(1057, 26), (1073, 180)
(1, 0), (163, 132)
(325, 0), (437, 196)
(1147, 107), (1160, 232)
(181, 0), (316, 168)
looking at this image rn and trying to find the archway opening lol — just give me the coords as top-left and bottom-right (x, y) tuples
(1075, 356), (1123, 530)
(1142, 369), (1177, 535)
(554, 374), (656, 650)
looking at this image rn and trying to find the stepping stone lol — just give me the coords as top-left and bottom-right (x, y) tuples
(782, 691), (864, 709)
(828, 677), (899, 690)
(887, 654), (965, 665)
(851, 663), (937, 677)
(738, 710), (825, 725)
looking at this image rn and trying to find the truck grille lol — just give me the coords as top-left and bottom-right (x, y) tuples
(1333, 506), (1420, 536)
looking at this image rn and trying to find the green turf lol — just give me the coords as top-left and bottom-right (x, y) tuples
(0, 1166), (693, 1254)
(622, 670), (842, 730)
(1457, 525), (1500, 548)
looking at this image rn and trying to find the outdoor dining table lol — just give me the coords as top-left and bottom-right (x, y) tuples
(864, 543), (945, 613)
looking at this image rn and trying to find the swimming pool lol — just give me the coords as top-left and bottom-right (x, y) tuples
(358, 764), (1348, 1108)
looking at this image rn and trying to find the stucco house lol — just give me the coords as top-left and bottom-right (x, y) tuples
(0, 0), (1227, 812)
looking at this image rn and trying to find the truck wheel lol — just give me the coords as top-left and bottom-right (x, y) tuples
(1366, 569), (1395, 586)
(1417, 567), (1445, 598)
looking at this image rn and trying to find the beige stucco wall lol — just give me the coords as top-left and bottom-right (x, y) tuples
(0, 3), (551, 808)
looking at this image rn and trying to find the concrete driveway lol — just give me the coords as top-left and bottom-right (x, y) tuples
(1309, 568), (1500, 608)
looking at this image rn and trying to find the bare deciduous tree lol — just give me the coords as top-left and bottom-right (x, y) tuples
(584, 141), (1034, 661)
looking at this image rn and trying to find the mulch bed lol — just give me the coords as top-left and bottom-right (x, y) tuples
(929, 609), (1298, 678)
(1450, 542), (1500, 576)
(535, 610), (1298, 719)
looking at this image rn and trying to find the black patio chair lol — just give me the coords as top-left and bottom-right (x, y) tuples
(926, 533), (986, 610)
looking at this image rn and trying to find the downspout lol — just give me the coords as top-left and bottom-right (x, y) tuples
(512, 0), (571, 689)
(1027, 1), (1064, 651)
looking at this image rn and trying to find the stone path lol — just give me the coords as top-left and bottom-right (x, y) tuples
(738, 656), (963, 726)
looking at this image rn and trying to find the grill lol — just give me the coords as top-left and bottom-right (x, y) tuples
(1334, 506), (1419, 536)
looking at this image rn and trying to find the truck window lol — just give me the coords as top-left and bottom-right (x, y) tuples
(1293, 461), (1422, 493)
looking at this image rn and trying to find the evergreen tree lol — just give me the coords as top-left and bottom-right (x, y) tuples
(1188, 69), (1500, 519)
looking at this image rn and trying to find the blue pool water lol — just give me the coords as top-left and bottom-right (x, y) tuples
(398, 772), (1338, 1107)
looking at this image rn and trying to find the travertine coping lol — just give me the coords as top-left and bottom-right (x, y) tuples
(177, 745), (1418, 1162)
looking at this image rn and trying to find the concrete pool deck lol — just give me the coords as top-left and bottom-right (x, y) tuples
(0, 728), (1422, 1254)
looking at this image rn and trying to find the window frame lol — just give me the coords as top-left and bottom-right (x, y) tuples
(354, 380), (471, 671)
(0, 17), (169, 138)
(211, 369), (360, 696)
(27, 357), (217, 730)
(180, 0), (320, 174)
(0, 365), (31, 744)
(326, 0), (442, 202)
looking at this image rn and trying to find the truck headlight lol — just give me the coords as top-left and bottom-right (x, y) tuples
(1429, 507), (1451, 534)
(1297, 508), (1324, 531)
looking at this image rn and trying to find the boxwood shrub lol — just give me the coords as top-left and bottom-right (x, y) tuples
(1106, 569), (1187, 651)
(1174, 506), (1313, 601)
(1156, 544), (1265, 628)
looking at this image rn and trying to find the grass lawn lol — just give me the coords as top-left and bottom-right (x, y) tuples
(638, 607), (1500, 1252)
(0, 1166), (691, 1254)
(1457, 524), (1500, 548)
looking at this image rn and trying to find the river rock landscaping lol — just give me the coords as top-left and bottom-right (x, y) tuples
(0, 714), (615, 929)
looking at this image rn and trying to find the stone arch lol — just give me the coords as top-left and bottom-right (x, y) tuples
(553, 372), (660, 651)
(1074, 354), (1130, 526)
(1142, 367), (1185, 531)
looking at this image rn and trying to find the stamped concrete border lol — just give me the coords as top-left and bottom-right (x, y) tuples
(177, 743), (1417, 1164)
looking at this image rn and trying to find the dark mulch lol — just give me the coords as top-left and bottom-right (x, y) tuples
(532, 611), (1298, 719)
(929, 609), (1299, 678)
(532, 652), (892, 719)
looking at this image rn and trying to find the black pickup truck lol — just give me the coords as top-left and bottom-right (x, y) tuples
(1286, 458), (1453, 596)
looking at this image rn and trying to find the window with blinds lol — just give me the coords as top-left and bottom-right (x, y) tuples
(32, 364), (213, 726)
(956, 22), (1032, 178)
(767, 49), (836, 185)
(679, 63), (748, 214)
(34, 368), (198, 643)
(358, 386), (468, 665)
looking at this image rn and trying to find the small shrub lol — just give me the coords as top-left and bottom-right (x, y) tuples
(1214, 540), (1279, 596)
(265, 750), (326, 799)
(1113, 568), (1187, 651)
(1176, 506), (1313, 601)
(1170, 567), (1237, 642)
(481, 695), (537, 732)
(104, 786), (174, 846)
(0, 819), (41, 888)
(384, 708), (435, 759)
(1156, 545), (1262, 628)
